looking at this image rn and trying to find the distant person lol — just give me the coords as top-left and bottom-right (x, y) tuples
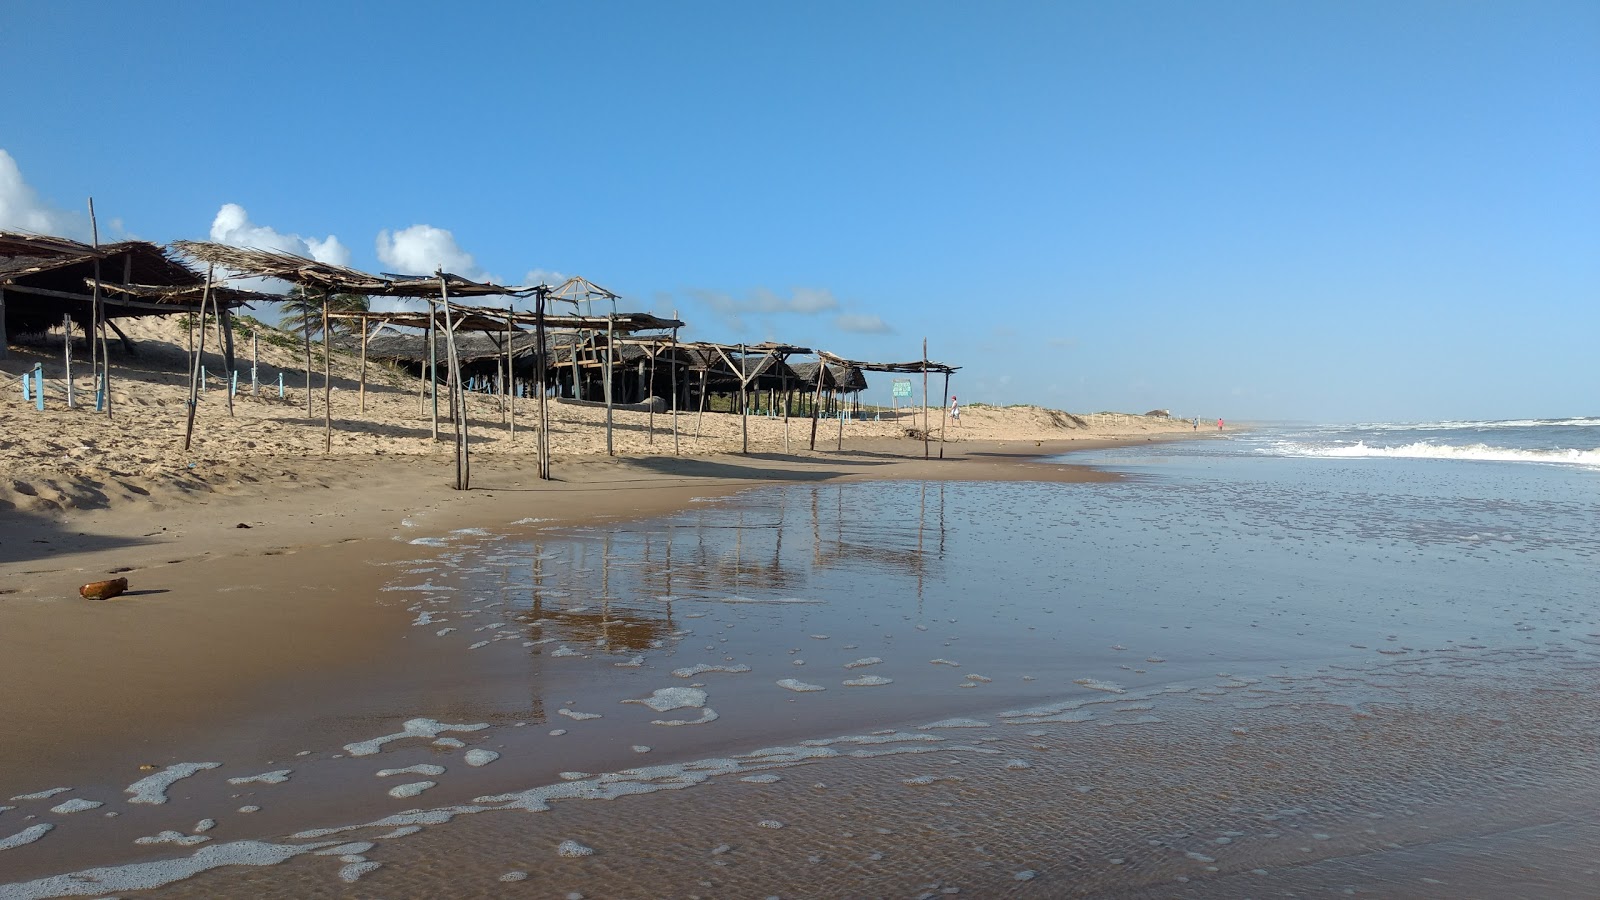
(949, 395), (960, 424)
(1217, 418), (1224, 431)
(1192, 417), (1198, 431)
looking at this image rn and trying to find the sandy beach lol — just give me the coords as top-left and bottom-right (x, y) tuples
(6, 322), (1595, 899)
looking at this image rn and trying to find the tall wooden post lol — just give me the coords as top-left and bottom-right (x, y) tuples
(217, 284), (234, 418)
(182, 267), (214, 451)
(252, 333), (259, 398)
(428, 306), (439, 440)
(440, 285), (469, 490)
(62, 313), (74, 408)
(646, 342), (657, 445)
(670, 317), (680, 455)
(604, 313), (615, 456)
(535, 289), (550, 479)
(739, 343), (749, 455)
(302, 289), (313, 418)
(808, 355), (826, 451)
(505, 311), (515, 437)
(0, 285), (8, 360)
(922, 338), (930, 460)
(358, 314), (369, 412)
(322, 290), (332, 454)
(88, 198), (111, 418)
(695, 367), (708, 441)
(938, 370), (950, 459)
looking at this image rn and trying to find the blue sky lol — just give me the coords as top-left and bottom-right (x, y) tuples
(3, 1), (1595, 422)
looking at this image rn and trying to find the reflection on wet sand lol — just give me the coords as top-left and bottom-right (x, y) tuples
(4, 471), (1597, 898)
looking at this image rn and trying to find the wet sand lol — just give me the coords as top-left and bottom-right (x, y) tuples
(0, 439), (1137, 806)
(6, 427), (1597, 898)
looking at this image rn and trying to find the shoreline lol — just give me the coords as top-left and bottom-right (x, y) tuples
(0, 431), (1203, 789)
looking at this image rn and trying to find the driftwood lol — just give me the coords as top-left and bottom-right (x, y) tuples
(80, 577), (128, 600)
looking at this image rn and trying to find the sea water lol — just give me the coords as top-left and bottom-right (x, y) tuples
(4, 420), (1599, 898)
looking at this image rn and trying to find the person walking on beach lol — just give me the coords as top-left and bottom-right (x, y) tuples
(949, 395), (960, 425)
(1217, 418), (1224, 431)
(1193, 417), (1198, 431)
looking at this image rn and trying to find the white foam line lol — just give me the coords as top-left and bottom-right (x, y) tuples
(376, 765), (445, 779)
(125, 763), (221, 805)
(464, 750), (500, 767)
(387, 782), (435, 800)
(843, 657), (884, 669)
(344, 719), (489, 757)
(672, 664), (752, 678)
(2, 731), (1009, 896)
(0, 824), (53, 852)
(622, 687), (707, 713)
(777, 679), (825, 692)
(8, 789), (71, 802)
(225, 771), (291, 786)
(48, 799), (102, 815)
(133, 831), (210, 847)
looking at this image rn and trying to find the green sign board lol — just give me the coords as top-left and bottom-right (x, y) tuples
(891, 379), (913, 398)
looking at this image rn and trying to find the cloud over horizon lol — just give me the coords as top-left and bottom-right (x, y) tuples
(376, 224), (483, 280)
(0, 149), (88, 239)
(210, 203), (351, 266)
(835, 312), (893, 334)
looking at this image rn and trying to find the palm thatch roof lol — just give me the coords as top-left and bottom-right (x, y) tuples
(171, 241), (529, 298)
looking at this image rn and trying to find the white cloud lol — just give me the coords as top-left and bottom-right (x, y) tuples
(209, 203), (351, 266)
(0, 149), (88, 239)
(376, 224), (481, 279)
(524, 267), (569, 288)
(835, 313), (893, 334)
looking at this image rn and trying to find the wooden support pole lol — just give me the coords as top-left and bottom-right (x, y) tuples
(922, 338), (930, 460)
(739, 343), (749, 455)
(440, 284), (469, 490)
(938, 370), (950, 459)
(252, 333), (259, 398)
(219, 306), (236, 372)
(646, 345), (656, 445)
(505, 312), (515, 437)
(302, 291), (313, 418)
(604, 313), (615, 456)
(182, 267), (214, 451)
(535, 290), (550, 479)
(428, 307), (439, 441)
(322, 290), (332, 454)
(217, 284), (234, 418)
(0, 285), (8, 360)
(358, 315), (368, 413)
(87, 199), (99, 408)
(63, 313), (74, 408)
(693, 367), (707, 441)
(808, 355), (825, 451)
(837, 387), (845, 450)
(670, 317), (680, 455)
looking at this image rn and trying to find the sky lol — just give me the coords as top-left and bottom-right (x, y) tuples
(2, 1), (1595, 423)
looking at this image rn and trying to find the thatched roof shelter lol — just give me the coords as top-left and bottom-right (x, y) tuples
(1, 232), (272, 353)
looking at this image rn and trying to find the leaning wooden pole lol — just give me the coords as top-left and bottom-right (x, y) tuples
(808, 355), (825, 451)
(322, 290), (332, 454)
(182, 267), (214, 451)
(440, 284), (469, 490)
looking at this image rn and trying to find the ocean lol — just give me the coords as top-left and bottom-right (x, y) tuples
(4, 419), (1598, 898)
